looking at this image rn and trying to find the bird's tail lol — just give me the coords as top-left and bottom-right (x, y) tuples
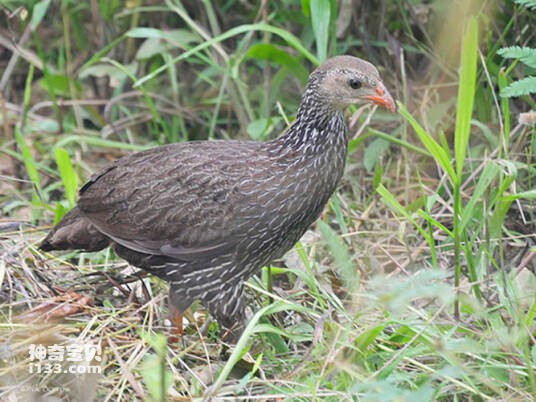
(39, 206), (110, 252)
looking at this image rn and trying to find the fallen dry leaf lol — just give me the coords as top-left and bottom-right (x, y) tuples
(16, 292), (94, 323)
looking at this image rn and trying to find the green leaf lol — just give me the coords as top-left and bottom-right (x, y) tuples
(141, 354), (171, 402)
(247, 117), (279, 140)
(513, 0), (536, 10)
(497, 46), (536, 68)
(454, 17), (478, 178)
(139, 332), (172, 402)
(38, 74), (82, 97)
(126, 28), (200, 59)
(31, 0), (51, 30)
(480, 366), (510, 384)
(500, 76), (536, 97)
(363, 138), (389, 172)
(245, 43), (309, 82)
(317, 219), (356, 289)
(54, 148), (78, 208)
(355, 324), (385, 353)
(310, 0), (331, 62)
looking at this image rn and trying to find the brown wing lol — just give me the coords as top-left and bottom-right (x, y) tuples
(78, 140), (266, 261)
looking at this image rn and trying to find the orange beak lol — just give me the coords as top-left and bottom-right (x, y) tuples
(365, 82), (396, 113)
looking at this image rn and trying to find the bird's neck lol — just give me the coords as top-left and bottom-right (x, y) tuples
(269, 96), (349, 200)
(264, 72), (349, 190)
(262, 90), (349, 228)
(273, 73), (348, 153)
(276, 99), (348, 154)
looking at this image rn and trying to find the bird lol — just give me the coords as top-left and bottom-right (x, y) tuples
(40, 55), (396, 342)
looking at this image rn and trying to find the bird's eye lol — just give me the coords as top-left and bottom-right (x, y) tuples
(349, 78), (362, 90)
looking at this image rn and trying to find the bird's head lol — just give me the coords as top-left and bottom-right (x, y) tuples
(310, 55), (396, 113)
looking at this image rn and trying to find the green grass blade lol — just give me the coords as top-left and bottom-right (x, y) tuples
(16, 61), (42, 220)
(54, 135), (151, 151)
(377, 183), (412, 219)
(15, 128), (40, 192)
(460, 161), (500, 230)
(54, 147), (78, 209)
(329, 193), (348, 235)
(452, 16), (480, 312)
(210, 301), (313, 395)
(377, 184), (430, 241)
(377, 184), (441, 268)
(502, 189), (536, 201)
(454, 17), (478, 177)
(310, 0), (331, 62)
(15, 127), (43, 221)
(498, 69), (511, 155)
(397, 103), (456, 180)
(417, 210), (454, 239)
(368, 128), (433, 157)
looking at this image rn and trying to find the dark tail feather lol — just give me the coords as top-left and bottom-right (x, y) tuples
(39, 207), (110, 252)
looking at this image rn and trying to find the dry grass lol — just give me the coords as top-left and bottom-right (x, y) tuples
(1, 0), (535, 401)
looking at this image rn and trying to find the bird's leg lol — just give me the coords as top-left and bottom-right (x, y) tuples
(168, 284), (193, 344)
(168, 303), (183, 344)
(206, 282), (246, 344)
(218, 312), (245, 344)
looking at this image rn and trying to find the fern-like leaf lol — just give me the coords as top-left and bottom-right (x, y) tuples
(497, 46), (536, 69)
(500, 76), (536, 97)
(514, 0), (536, 10)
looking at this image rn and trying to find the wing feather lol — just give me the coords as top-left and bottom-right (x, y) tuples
(78, 141), (265, 260)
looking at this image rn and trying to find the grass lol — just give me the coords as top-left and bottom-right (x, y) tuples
(1, 0), (535, 401)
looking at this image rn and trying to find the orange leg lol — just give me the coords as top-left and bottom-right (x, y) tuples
(168, 303), (183, 344)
